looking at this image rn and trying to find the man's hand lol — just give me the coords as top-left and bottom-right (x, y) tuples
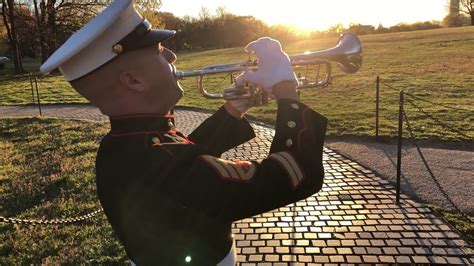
(236, 37), (298, 100)
(225, 37), (300, 118)
(224, 74), (257, 119)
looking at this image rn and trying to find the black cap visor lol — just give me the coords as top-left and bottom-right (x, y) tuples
(118, 21), (176, 53)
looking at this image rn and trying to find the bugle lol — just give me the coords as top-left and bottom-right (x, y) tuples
(174, 32), (363, 100)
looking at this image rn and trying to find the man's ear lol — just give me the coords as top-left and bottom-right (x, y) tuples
(119, 71), (146, 92)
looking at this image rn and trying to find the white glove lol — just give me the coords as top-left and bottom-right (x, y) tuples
(236, 37), (298, 94)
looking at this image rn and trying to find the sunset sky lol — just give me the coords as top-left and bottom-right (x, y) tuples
(160, 0), (448, 31)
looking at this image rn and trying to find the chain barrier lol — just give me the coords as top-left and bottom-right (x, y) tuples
(381, 81), (474, 112)
(404, 97), (471, 139)
(402, 111), (473, 222)
(379, 80), (472, 139)
(380, 81), (402, 93)
(404, 91), (474, 112)
(377, 78), (472, 220)
(0, 208), (103, 226)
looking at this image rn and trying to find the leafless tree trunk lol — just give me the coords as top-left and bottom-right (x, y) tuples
(30, 0), (162, 63)
(32, 0), (47, 62)
(1, 0), (25, 73)
(460, 0), (474, 25)
(1, 0), (163, 71)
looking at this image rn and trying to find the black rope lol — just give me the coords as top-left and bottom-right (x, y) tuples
(381, 82), (473, 112)
(403, 112), (473, 222)
(404, 97), (471, 139)
(380, 82), (402, 93)
(404, 91), (473, 112)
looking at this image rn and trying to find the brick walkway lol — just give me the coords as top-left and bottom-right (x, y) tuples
(1, 104), (473, 265)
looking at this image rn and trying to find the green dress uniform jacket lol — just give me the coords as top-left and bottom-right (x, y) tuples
(95, 98), (327, 265)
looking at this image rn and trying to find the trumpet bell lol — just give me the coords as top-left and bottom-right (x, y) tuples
(290, 32), (362, 74)
(332, 32), (363, 74)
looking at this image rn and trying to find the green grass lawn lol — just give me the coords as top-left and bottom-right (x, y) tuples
(1, 27), (473, 141)
(0, 118), (128, 264)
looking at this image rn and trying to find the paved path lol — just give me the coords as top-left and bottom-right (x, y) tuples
(326, 138), (474, 215)
(1, 104), (473, 264)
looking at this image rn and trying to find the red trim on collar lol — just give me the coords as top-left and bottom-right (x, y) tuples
(165, 130), (195, 144)
(297, 109), (310, 152)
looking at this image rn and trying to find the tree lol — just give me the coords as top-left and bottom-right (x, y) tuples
(1, 0), (24, 73)
(133, 0), (161, 13)
(0, 5), (7, 55)
(29, 1), (116, 63)
(443, 13), (466, 27)
(156, 11), (186, 50)
(15, 3), (36, 57)
(460, 0), (474, 25)
(348, 23), (375, 35)
(326, 23), (345, 36)
(215, 6), (227, 18)
(1, 0), (162, 74)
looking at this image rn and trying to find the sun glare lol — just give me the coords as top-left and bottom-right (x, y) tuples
(254, 1), (337, 31)
(162, 0), (446, 32)
(259, 0), (446, 32)
(253, 0), (445, 32)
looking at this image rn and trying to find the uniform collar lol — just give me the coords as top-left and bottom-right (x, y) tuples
(109, 114), (175, 135)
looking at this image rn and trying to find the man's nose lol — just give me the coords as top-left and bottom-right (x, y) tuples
(163, 48), (177, 64)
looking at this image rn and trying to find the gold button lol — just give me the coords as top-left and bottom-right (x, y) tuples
(152, 137), (160, 144)
(112, 44), (123, 54)
(168, 120), (174, 128)
(287, 121), (296, 128)
(291, 103), (299, 109)
(286, 139), (293, 147)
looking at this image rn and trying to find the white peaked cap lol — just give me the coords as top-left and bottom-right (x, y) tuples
(40, 0), (175, 81)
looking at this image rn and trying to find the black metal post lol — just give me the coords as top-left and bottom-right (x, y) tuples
(396, 90), (404, 204)
(375, 75), (380, 140)
(34, 76), (42, 116)
(29, 73), (35, 103)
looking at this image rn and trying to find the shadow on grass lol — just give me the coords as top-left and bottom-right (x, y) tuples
(0, 117), (105, 216)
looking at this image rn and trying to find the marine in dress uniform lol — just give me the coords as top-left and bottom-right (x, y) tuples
(40, 0), (327, 265)
(96, 99), (326, 265)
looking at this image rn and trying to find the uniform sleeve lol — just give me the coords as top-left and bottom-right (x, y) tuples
(188, 105), (256, 157)
(149, 99), (327, 222)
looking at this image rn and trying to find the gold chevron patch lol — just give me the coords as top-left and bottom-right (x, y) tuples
(200, 155), (256, 182)
(268, 151), (304, 189)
